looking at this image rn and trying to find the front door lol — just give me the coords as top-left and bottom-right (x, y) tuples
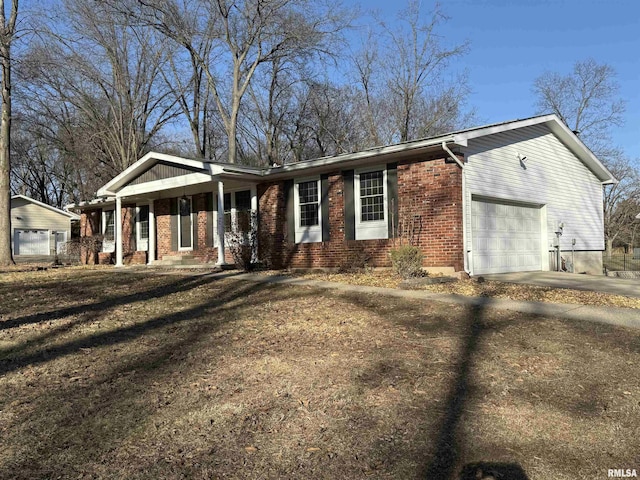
(178, 196), (192, 250)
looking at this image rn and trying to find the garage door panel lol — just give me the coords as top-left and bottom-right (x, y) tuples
(472, 199), (542, 274)
(14, 230), (49, 256)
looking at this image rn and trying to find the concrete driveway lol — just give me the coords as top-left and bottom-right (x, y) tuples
(482, 271), (640, 298)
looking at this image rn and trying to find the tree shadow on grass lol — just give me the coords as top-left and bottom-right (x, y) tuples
(339, 287), (532, 479)
(0, 271), (239, 332)
(0, 274), (248, 377)
(0, 277), (307, 478)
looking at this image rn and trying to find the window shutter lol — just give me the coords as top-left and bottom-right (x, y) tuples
(387, 163), (399, 238)
(205, 192), (214, 247)
(192, 202), (198, 250)
(170, 198), (178, 252)
(321, 174), (330, 242)
(284, 179), (295, 243)
(343, 170), (355, 240)
(129, 207), (136, 251)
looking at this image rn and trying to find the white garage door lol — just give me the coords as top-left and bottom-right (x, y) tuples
(14, 229), (50, 256)
(471, 199), (542, 274)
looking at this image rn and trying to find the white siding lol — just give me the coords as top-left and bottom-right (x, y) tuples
(463, 124), (605, 265)
(11, 198), (73, 254)
(11, 198), (72, 232)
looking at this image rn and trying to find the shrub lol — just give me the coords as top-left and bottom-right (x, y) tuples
(389, 245), (424, 279)
(338, 246), (371, 273)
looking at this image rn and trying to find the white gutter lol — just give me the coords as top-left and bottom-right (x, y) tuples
(441, 142), (470, 274)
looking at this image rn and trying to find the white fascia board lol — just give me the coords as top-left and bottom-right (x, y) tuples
(545, 119), (617, 184)
(452, 114), (557, 143)
(117, 172), (213, 198)
(267, 136), (455, 177)
(12, 194), (80, 219)
(454, 114), (616, 184)
(98, 152), (210, 196)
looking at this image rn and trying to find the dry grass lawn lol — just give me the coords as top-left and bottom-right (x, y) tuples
(0, 267), (639, 479)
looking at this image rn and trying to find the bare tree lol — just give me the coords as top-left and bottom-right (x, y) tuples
(0, 0), (18, 265)
(603, 156), (640, 252)
(532, 59), (637, 253)
(131, 0), (348, 164)
(16, 0), (181, 199)
(533, 58), (625, 160)
(353, 1), (471, 144)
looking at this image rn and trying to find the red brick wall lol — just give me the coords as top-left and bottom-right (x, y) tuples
(79, 154), (464, 270)
(79, 205), (147, 265)
(155, 194), (220, 263)
(80, 210), (100, 264)
(257, 155), (464, 271)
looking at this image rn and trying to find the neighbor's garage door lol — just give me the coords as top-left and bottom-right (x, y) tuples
(471, 198), (542, 274)
(14, 229), (50, 255)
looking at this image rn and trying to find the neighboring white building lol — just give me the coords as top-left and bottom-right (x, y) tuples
(11, 195), (80, 256)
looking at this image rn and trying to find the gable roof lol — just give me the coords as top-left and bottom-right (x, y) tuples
(90, 114), (616, 200)
(11, 195), (80, 219)
(448, 114), (615, 183)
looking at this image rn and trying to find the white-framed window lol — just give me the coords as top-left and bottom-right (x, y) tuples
(102, 209), (115, 252)
(136, 204), (150, 251)
(355, 167), (388, 240)
(178, 196), (193, 251)
(215, 188), (253, 246)
(294, 177), (322, 243)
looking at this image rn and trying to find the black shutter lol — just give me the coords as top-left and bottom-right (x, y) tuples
(170, 198), (178, 252)
(284, 179), (295, 242)
(321, 174), (330, 242)
(205, 192), (214, 247)
(129, 207), (136, 251)
(343, 170), (355, 240)
(387, 163), (399, 238)
(192, 200), (198, 250)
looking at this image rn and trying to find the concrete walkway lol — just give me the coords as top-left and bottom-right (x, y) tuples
(482, 271), (640, 298)
(231, 273), (640, 331)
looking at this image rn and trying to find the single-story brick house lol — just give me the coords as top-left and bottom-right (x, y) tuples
(69, 114), (615, 275)
(11, 195), (79, 256)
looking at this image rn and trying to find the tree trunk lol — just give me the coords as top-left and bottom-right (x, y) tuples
(0, 40), (14, 265)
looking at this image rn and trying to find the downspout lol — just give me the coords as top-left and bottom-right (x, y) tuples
(442, 142), (470, 274)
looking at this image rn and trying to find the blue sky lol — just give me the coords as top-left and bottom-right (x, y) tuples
(355, 0), (640, 159)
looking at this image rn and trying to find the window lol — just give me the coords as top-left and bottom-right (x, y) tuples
(294, 178), (321, 243)
(235, 190), (252, 233)
(137, 205), (149, 240)
(136, 205), (150, 252)
(102, 209), (115, 253)
(178, 196), (192, 250)
(299, 180), (319, 227)
(104, 210), (115, 241)
(223, 192), (232, 233)
(359, 171), (385, 222)
(215, 189), (254, 246)
(355, 167), (388, 240)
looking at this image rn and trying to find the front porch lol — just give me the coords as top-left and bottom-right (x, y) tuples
(75, 153), (264, 267)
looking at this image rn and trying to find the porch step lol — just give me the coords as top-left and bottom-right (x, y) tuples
(153, 254), (199, 266)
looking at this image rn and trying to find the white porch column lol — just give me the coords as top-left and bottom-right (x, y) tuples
(147, 200), (156, 264)
(115, 196), (123, 267)
(250, 185), (258, 263)
(217, 180), (226, 265)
